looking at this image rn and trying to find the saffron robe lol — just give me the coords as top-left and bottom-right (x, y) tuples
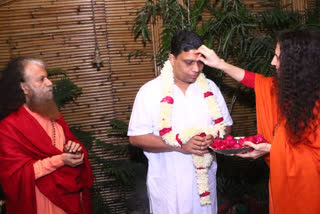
(0, 106), (93, 214)
(26, 105), (71, 214)
(255, 74), (320, 214)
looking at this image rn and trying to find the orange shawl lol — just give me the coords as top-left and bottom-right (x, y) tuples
(255, 74), (320, 214)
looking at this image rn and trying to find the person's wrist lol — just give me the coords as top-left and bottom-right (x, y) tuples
(265, 143), (271, 152)
(56, 155), (65, 167)
(172, 146), (181, 152)
(60, 153), (67, 165)
(217, 59), (228, 71)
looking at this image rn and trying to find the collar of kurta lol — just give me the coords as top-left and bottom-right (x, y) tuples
(0, 105), (93, 214)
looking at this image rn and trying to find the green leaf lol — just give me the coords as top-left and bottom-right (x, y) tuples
(70, 126), (94, 151)
(53, 77), (82, 109)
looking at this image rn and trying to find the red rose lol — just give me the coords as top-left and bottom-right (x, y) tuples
(253, 134), (266, 144)
(233, 143), (241, 149)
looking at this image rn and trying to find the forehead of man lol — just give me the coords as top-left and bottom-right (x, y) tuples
(24, 63), (47, 82)
(176, 49), (201, 61)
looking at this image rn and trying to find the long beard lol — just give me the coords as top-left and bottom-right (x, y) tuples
(27, 94), (60, 120)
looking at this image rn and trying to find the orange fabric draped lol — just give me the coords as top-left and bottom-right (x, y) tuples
(26, 106), (67, 214)
(255, 74), (320, 214)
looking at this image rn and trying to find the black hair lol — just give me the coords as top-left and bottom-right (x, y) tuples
(0, 56), (44, 120)
(170, 30), (204, 57)
(275, 29), (320, 142)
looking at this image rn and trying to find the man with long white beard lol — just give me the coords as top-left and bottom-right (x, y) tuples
(0, 57), (93, 214)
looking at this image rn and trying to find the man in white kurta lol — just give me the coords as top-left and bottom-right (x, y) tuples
(128, 31), (232, 214)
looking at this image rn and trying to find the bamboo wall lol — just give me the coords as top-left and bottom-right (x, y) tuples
(0, 0), (155, 138)
(282, 0), (308, 10)
(0, 0), (154, 213)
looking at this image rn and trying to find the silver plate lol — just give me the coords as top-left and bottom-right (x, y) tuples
(209, 146), (251, 156)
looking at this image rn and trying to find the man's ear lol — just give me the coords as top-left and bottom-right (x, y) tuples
(20, 82), (29, 95)
(169, 54), (175, 67)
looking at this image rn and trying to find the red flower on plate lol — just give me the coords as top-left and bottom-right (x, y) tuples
(253, 134), (266, 144)
(210, 134), (266, 150)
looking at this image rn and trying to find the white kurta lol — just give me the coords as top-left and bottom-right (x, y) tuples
(128, 76), (233, 214)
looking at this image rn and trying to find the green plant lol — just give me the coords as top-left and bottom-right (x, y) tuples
(48, 71), (147, 213)
(49, 70), (112, 213)
(47, 69), (82, 109)
(51, 75), (147, 212)
(133, 0), (320, 212)
(48, 69), (148, 212)
(63, 118), (148, 213)
(134, 0), (320, 76)
(103, 119), (149, 213)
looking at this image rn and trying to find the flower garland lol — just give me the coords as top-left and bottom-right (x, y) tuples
(159, 60), (227, 205)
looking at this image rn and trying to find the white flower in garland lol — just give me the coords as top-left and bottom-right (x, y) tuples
(159, 60), (227, 205)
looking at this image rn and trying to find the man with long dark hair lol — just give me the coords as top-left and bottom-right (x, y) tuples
(197, 29), (320, 214)
(0, 57), (93, 214)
